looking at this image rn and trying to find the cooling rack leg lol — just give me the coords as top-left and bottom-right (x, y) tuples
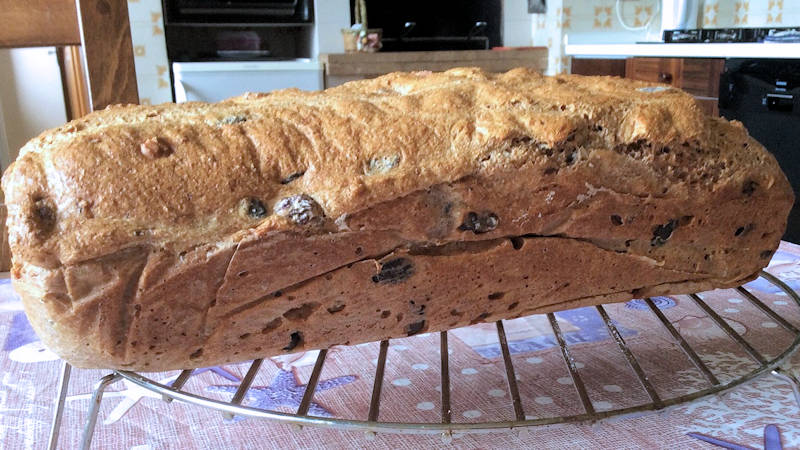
(80, 373), (122, 450)
(771, 367), (800, 410)
(47, 361), (72, 450)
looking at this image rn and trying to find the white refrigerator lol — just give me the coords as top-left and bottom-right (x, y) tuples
(172, 59), (324, 103)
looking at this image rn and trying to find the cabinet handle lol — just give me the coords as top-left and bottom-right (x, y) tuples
(658, 72), (673, 83)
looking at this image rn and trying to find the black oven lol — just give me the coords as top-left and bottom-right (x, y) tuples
(720, 59), (800, 243)
(163, 0), (312, 24)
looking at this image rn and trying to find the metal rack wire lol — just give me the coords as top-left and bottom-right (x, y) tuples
(48, 270), (800, 449)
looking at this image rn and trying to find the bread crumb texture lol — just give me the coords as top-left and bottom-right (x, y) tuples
(2, 68), (792, 370)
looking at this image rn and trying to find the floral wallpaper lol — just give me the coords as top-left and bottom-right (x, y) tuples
(533, 0), (800, 75)
(127, 0), (173, 105)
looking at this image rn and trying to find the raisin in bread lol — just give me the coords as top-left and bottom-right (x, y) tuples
(2, 68), (792, 370)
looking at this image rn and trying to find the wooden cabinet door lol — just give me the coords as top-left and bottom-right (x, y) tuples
(571, 58), (626, 77)
(679, 58), (725, 97)
(626, 57), (724, 115)
(625, 57), (683, 88)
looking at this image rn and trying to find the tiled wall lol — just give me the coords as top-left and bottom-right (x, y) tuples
(531, 0), (571, 74)
(702, 0), (799, 27)
(127, 0), (172, 105)
(560, 1), (664, 44)
(536, 0), (800, 75)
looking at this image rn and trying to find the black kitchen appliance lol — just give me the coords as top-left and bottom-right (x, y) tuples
(352, 0), (502, 52)
(161, 0), (314, 62)
(719, 59), (800, 243)
(164, 0), (312, 24)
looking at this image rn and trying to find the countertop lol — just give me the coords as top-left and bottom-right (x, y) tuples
(565, 42), (800, 58)
(320, 49), (548, 87)
(321, 48), (548, 75)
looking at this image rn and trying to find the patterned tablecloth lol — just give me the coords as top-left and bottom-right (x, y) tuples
(3, 243), (800, 449)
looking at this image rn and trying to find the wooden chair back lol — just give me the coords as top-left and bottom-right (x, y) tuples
(0, 0), (139, 113)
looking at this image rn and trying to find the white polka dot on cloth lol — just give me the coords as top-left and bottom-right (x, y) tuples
(603, 384), (623, 393)
(391, 378), (411, 386)
(371, 358), (379, 365)
(462, 410), (482, 418)
(774, 300), (789, 306)
(526, 357), (543, 364)
(534, 396), (553, 405)
(727, 298), (743, 304)
(594, 401), (614, 410)
(434, 385), (442, 392)
(411, 363), (429, 370)
(416, 401), (435, 411)
(724, 308), (739, 313)
(573, 362), (585, 369)
(461, 368), (478, 375)
(762, 322), (779, 328)
(488, 389), (506, 397)
(556, 377), (573, 385)
(524, 415), (537, 420)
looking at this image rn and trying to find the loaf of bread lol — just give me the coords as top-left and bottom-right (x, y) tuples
(2, 68), (792, 370)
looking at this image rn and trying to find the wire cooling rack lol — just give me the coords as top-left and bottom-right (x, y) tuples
(47, 270), (800, 449)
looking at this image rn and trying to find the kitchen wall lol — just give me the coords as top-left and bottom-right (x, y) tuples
(313, 0), (349, 55)
(127, 0), (543, 99)
(531, 0), (570, 74)
(127, 0), (172, 105)
(703, 0), (799, 27)
(504, 0), (536, 46)
(535, 0), (800, 74)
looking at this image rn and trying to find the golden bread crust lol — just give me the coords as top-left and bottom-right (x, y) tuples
(2, 68), (792, 370)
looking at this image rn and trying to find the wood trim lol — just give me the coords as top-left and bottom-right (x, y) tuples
(76, 0), (139, 110)
(57, 46), (91, 120)
(0, 0), (80, 48)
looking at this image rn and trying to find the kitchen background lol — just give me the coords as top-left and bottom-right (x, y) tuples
(0, 0), (798, 167)
(538, 0), (800, 73)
